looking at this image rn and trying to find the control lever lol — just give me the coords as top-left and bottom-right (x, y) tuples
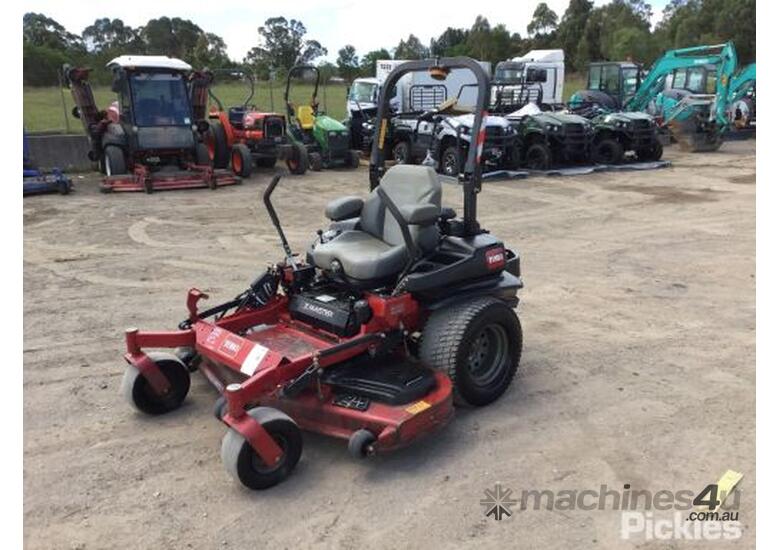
(263, 175), (297, 269)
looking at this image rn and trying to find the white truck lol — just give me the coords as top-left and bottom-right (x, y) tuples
(494, 49), (566, 108)
(346, 60), (492, 150)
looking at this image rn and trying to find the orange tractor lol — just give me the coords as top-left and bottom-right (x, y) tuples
(205, 69), (308, 177)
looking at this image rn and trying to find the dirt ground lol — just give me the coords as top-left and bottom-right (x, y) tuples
(23, 141), (755, 549)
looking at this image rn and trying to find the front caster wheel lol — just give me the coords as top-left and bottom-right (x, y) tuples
(121, 352), (190, 415)
(221, 407), (302, 490)
(348, 429), (376, 459)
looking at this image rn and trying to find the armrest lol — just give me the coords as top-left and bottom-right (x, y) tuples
(399, 203), (440, 225)
(325, 196), (364, 221)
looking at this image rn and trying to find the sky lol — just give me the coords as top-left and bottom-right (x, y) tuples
(26, 0), (668, 63)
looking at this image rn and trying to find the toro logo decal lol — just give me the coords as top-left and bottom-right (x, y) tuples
(485, 247), (505, 270)
(220, 335), (244, 358)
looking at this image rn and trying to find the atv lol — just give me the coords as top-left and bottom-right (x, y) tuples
(285, 65), (361, 170)
(205, 69), (308, 177)
(118, 57), (523, 491)
(590, 111), (663, 164)
(506, 106), (592, 170)
(390, 96), (519, 176)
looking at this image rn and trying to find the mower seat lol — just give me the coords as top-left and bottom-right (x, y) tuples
(311, 165), (442, 282)
(297, 105), (316, 130)
(228, 107), (247, 128)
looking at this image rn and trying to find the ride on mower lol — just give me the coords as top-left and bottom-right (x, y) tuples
(64, 55), (239, 193)
(285, 65), (361, 171)
(205, 69), (308, 177)
(119, 58), (523, 490)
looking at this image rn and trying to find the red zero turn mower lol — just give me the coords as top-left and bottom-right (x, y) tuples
(121, 58), (524, 490)
(64, 56), (239, 193)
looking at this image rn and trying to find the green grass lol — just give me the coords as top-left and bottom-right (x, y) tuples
(23, 82), (350, 134)
(24, 75), (589, 133)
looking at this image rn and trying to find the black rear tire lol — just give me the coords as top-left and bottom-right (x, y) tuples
(419, 298), (522, 407)
(207, 120), (229, 169)
(440, 145), (462, 176)
(309, 151), (323, 171)
(103, 145), (127, 176)
(221, 408), (302, 490)
(592, 137), (624, 165)
(286, 143), (308, 175)
(231, 144), (253, 178)
(636, 138), (663, 162)
(347, 150), (361, 169)
(392, 141), (411, 164)
(195, 143), (210, 166)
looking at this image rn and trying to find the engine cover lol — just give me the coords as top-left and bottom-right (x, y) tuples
(288, 291), (368, 337)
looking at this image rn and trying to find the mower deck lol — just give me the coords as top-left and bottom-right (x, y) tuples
(103, 165), (239, 193)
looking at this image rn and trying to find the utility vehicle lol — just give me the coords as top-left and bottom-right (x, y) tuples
(205, 69), (308, 177)
(118, 57), (523, 491)
(64, 55), (238, 192)
(285, 65), (360, 170)
(506, 106), (592, 170)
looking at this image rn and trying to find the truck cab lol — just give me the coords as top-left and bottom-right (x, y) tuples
(494, 49), (565, 108)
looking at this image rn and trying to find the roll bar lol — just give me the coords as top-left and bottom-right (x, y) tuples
(207, 68), (255, 112)
(369, 57), (490, 237)
(285, 65), (320, 106)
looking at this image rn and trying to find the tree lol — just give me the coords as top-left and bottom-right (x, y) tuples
(245, 17), (327, 74)
(527, 3), (559, 37)
(430, 27), (469, 57)
(557, 0), (594, 70)
(394, 34), (428, 59)
(23, 12), (82, 51)
(141, 17), (203, 60)
(192, 33), (231, 69)
(360, 48), (391, 76)
(336, 45), (359, 81)
(82, 18), (138, 53)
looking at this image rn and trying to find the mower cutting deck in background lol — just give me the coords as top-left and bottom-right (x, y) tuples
(119, 57), (523, 491)
(64, 55), (239, 192)
(205, 69), (308, 177)
(285, 65), (361, 171)
(23, 132), (72, 196)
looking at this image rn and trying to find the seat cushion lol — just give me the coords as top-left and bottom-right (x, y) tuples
(297, 105), (315, 130)
(311, 230), (407, 281)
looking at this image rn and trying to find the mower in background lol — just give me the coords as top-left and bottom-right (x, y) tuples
(285, 65), (360, 170)
(118, 57), (523, 491)
(205, 69), (308, 177)
(23, 132), (72, 196)
(64, 55), (239, 193)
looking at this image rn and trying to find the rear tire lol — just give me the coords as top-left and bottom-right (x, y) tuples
(221, 407), (302, 490)
(636, 138), (663, 162)
(121, 352), (190, 415)
(207, 120), (229, 169)
(103, 145), (127, 176)
(440, 145), (461, 176)
(393, 141), (411, 164)
(420, 298), (522, 407)
(231, 144), (253, 178)
(592, 137), (623, 165)
(347, 150), (361, 169)
(348, 429), (376, 459)
(286, 143), (308, 175)
(309, 151), (323, 171)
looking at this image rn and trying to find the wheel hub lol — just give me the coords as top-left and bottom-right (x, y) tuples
(466, 324), (508, 386)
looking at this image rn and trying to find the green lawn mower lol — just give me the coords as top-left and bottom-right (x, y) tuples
(285, 65), (360, 171)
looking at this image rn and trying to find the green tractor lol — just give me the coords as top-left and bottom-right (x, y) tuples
(284, 65), (360, 171)
(506, 107), (593, 170)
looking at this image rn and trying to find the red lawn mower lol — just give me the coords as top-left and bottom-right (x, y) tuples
(65, 55), (239, 193)
(205, 69), (309, 178)
(120, 58), (524, 490)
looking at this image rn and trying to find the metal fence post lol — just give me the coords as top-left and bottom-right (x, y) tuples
(57, 71), (71, 134)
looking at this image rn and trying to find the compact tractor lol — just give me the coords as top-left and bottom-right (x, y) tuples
(64, 55), (239, 192)
(285, 65), (361, 170)
(118, 58), (523, 490)
(205, 69), (308, 177)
